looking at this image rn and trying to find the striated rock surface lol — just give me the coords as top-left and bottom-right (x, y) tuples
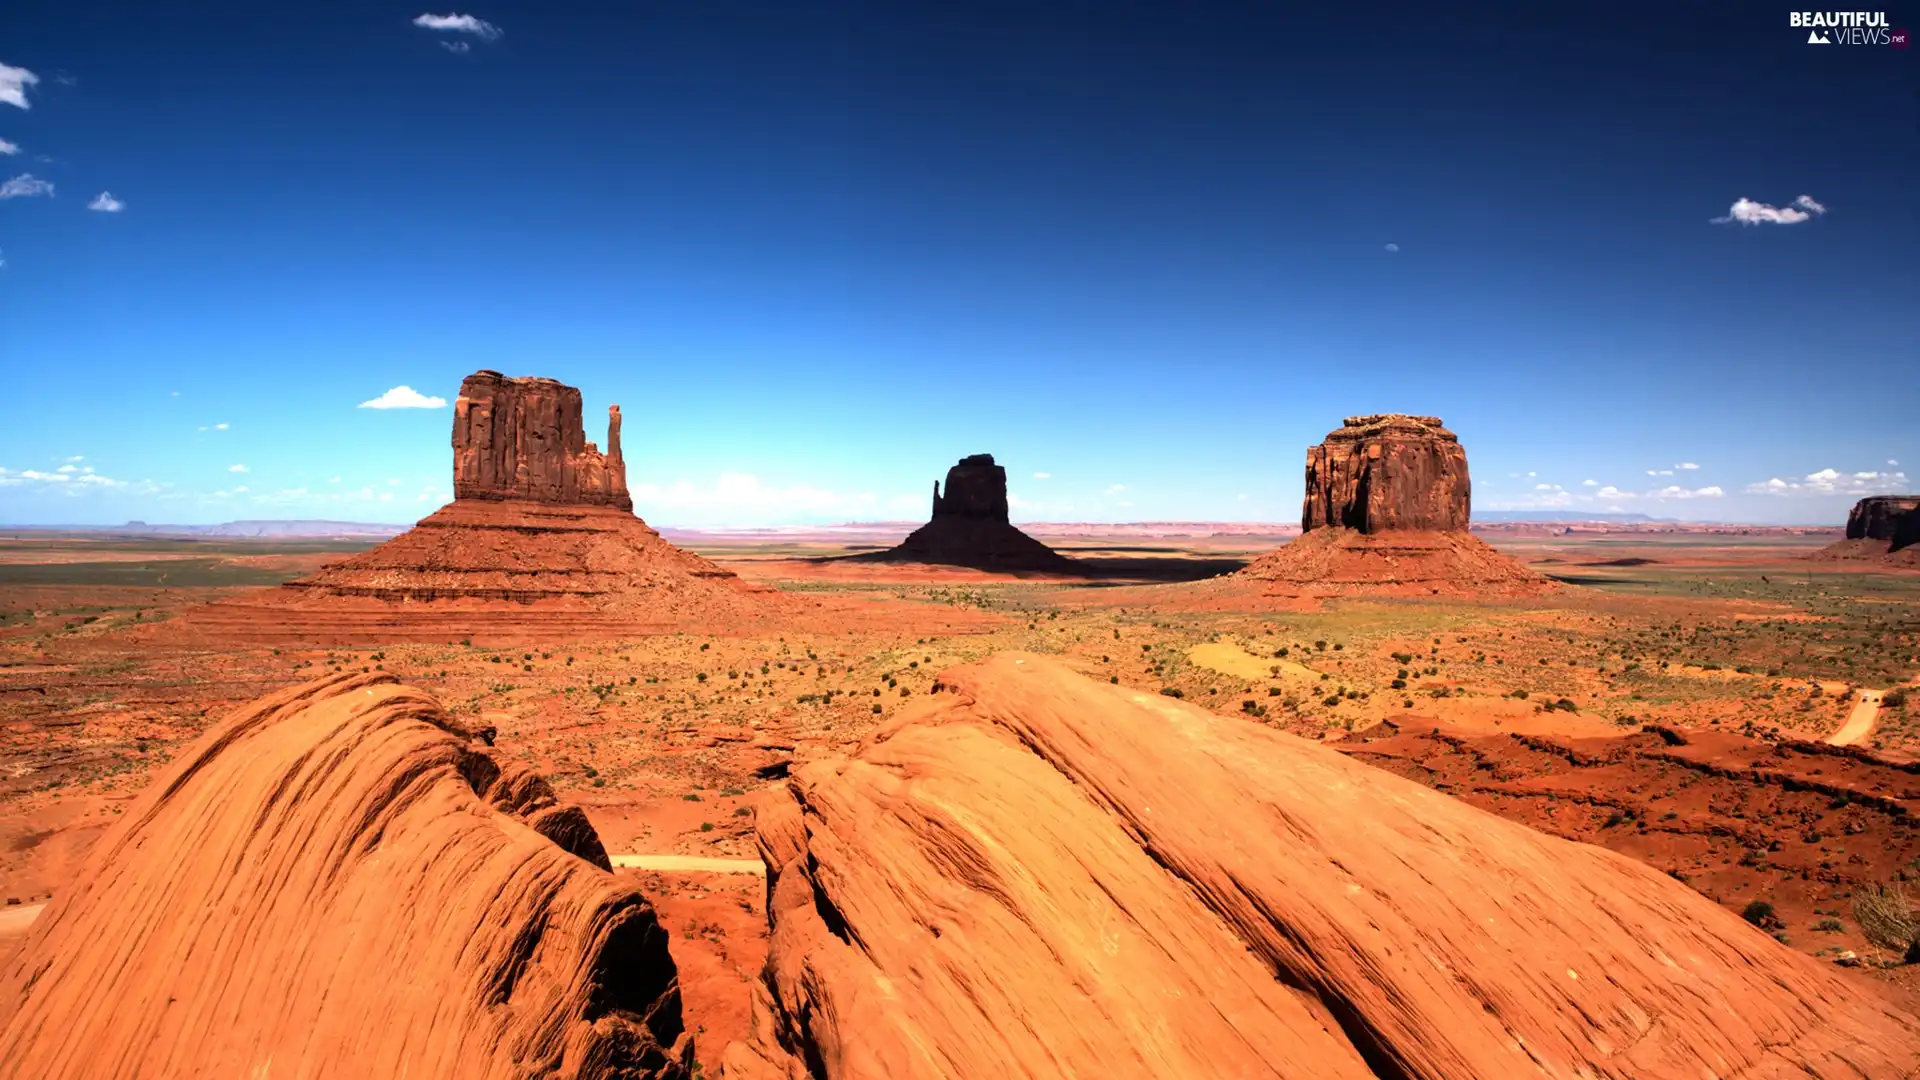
(862, 455), (1074, 573)
(725, 653), (1919, 1079)
(0, 671), (692, 1080)
(454, 370), (632, 509)
(183, 371), (784, 642)
(1303, 414), (1469, 533)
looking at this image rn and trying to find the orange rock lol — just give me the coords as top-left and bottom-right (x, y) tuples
(0, 672), (692, 1079)
(727, 653), (1920, 1079)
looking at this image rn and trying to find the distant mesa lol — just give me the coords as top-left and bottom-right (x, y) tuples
(1813, 495), (1920, 566)
(1236, 414), (1553, 596)
(181, 371), (782, 642)
(724, 653), (1919, 1077)
(0, 672), (693, 1078)
(855, 454), (1076, 573)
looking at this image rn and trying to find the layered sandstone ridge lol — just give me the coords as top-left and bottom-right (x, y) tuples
(0, 672), (692, 1080)
(1304, 413), (1469, 533)
(723, 653), (1919, 1079)
(453, 370), (631, 509)
(862, 455), (1074, 572)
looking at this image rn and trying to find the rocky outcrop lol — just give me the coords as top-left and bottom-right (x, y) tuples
(1233, 414), (1548, 595)
(1848, 497), (1920, 542)
(1303, 414), (1470, 533)
(861, 455), (1075, 573)
(186, 372), (784, 641)
(1814, 496), (1920, 564)
(929, 454), (1010, 521)
(453, 370), (631, 510)
(0, 672), (692, 1079)
(723, 653), (1920, 1079)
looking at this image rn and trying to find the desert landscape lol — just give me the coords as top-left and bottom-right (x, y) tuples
(6, 4), (1915, 1075)
(2, 375), (1917, 1076)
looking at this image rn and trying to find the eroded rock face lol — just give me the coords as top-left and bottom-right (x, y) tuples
(1302, 414), (1469, 533)
(453, 370), (631, 510)
(930, 454), (1009, 522)
(0, 672), (692, 1079)
(724, 653), (1919, 1079)
(1847, 496), (1920, 544)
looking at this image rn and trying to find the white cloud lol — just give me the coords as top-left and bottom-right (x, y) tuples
(0, 138), (17, 155)
(0, 173), (54, 199)
(212, 422), (228, 431)
(229, 463), (247, 473)
(1712, 194), (1827, 226)
(1384, 242), (1399, 253)
(1527, 471), (1536, 478)
(63, 455), (83, 462)
(0, 465), (155, 495)
(233, 485), (248, 493)
(1105, 483), (1126, 494)
(358, 385), (448, 409)
(1677, 462), (1699, 470)
(1581, 479), (1598, 486)
(86, 191), (124, 213)
(328, 476), (342, 483)
(1646, 469), (1673, 477)
(1744, 467), (1910, 497)
(0, 63), (39, 110)
(55, 464), (76, 473)
(169, 390), (179, 397)
(1892, 460), (1901, 467)
(387, 477), (403, 486)
(440, 40), (472, 53)
(1032, 471), (1051, 480)
(1534, 483), (1561, 491)
(412, 13), (502, 40)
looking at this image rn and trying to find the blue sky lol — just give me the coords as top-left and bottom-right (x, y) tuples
(2, 2), (1915, 527)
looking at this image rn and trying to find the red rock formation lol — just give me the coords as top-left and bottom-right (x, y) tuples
(1228, 414), (1549, 596)
(1813, 496), (1920, 565)
(863, 455), (1074, 573)
(0, 671), (692, 1079)
(1303, 414), (1470, 533)
(453, 370), (632, 510)
(1848, 496), (1920, 543)
(723, 653), (1920, 1079)
(183, 372), (784, 642)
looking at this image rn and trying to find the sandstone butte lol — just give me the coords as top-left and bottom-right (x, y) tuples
(1813, 495), (1920, 567)
(857, 454), (1076, 573)
(722, 652), (1920, 1079)
(1236, 414), (1553, 595)
(181, 371), (782, 643)
(0, 671), (692, 1080)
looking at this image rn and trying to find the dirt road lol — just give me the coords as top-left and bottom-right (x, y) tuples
(1827, 689), (1884, 747)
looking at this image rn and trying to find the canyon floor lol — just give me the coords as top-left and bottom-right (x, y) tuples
(2, 523), (1917, 1074)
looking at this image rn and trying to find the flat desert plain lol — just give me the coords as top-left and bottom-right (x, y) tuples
(3, 521), (1917, 1073)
